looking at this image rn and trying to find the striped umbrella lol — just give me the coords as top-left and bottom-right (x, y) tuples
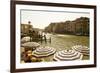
(32, 46), (56, 58)
(53, 49), (83, 61)
(72, 45), (89, 56)
(21, 42), (40, 50)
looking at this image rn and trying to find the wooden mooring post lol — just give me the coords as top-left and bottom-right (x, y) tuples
(40, 34), (51, 44)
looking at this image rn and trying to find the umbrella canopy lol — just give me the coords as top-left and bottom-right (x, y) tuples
(72, 45), (89, 56)
(21, 42), (40, 50)
(21, 37), (30, 43)
(53, 49), (83, 61)
(32, 46), (56, 58)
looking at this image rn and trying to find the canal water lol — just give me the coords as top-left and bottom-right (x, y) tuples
(38, 33), (89, 62)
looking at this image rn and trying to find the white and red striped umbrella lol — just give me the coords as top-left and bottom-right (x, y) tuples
(32, 46), (56, 58)
(21, 42), (40, 50)
(72, 45), (89, 56)
(53, 49), (83, 61)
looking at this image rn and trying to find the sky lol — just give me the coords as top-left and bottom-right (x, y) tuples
(21, 10), (90, 29)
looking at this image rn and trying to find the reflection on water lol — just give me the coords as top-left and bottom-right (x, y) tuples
(39, 34), (89, 50)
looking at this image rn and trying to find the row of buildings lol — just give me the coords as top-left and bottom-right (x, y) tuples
(45, 17), (89, 36)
